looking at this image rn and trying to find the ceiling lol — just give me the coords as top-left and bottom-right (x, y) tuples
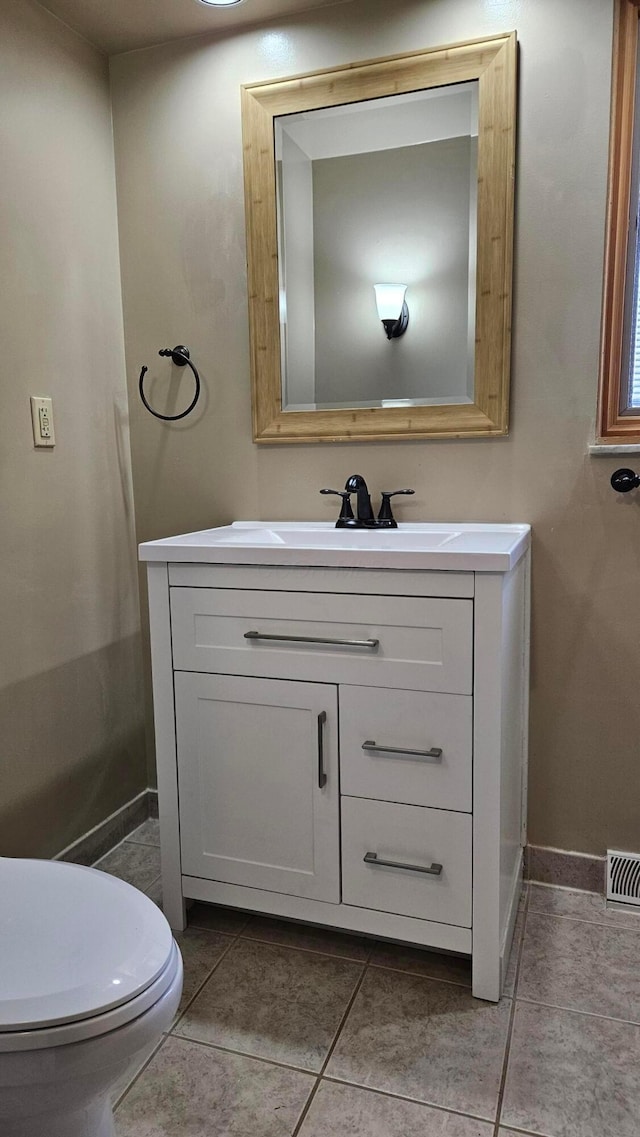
(37, 0), (352, 56)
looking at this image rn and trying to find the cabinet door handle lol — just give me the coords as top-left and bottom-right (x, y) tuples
(317, 711), (327, 788)
(362, 741), (443, 761)
(363, 851), (443, 876)
(244, 631), (379, 650)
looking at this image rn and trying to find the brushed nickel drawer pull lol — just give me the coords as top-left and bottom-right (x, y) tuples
(362, 741), (443, 761)
(363, 851), (443, 876)
(317, 711), (327, 789)
(244, 631), (379, 649)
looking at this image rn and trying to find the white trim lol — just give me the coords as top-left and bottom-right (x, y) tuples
(589, 442), (640, 454)
(472, 572), (503, 1001)
(147, 562), (186, 932)
(520, 548), (531, 847)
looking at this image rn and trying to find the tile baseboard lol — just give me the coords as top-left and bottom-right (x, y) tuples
(55, 788), (158, 867)
(526, 844), (605, 894)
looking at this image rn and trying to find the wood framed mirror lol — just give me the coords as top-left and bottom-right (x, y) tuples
(241, 32), (516, 444)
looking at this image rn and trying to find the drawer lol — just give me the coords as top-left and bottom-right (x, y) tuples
(341, 797), (472, 927)
(170, 588), (473, 693)
(340, 686), (472, 811)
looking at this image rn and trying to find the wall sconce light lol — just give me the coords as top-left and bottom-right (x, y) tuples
(374, 284), (409, 340)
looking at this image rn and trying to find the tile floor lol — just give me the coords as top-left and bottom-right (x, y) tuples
(94, 824), (640, 1136)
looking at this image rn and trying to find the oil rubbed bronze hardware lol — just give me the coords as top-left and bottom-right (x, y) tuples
(319, 488), (355, 524)
(321, 475), (414, 528)
(138, 345), (201, 421)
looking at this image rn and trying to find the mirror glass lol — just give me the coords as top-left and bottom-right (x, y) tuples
(275, 82), (478, 412)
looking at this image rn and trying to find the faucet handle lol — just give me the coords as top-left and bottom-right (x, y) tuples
(320, 488), (355, 526)
(378, 489), (415, 528)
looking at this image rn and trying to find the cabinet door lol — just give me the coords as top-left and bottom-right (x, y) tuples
(175, 673), (340, 902)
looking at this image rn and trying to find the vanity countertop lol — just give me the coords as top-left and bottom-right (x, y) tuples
(139, 521), (530, 573)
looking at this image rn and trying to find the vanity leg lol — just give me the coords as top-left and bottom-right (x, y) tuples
(471, 949), (501, 1002)
(159, 822), (186, 932)
(163, 885), (187, 933)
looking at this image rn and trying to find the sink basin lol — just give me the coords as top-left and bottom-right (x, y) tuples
(139, 521), (530, 572)
(215, 526), (459, 551)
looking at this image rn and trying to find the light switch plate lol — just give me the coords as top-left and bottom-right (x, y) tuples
(30, 396), (55, 447)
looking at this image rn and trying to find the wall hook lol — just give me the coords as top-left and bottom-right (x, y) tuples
(139, 345), (201, 421)
(611, 468), (640, 493)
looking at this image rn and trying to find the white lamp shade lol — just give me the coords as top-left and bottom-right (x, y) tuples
(374, 283), (407, 321)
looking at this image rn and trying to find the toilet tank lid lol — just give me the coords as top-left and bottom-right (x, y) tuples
(0, 858), (175, 1031)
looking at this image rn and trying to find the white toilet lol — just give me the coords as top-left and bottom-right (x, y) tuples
(0, 857), (183, 1137)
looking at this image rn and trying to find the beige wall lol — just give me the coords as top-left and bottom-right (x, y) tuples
(0, 0), (146, 856)
(110, 0), (640, 857)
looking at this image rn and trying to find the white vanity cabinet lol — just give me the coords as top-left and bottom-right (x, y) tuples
(141, 524), (530, 1002)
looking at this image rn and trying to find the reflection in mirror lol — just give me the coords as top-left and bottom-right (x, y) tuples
(275, 83), (478, 413)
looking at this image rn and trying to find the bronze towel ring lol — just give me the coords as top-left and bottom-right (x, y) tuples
(139, 346), (201, 421)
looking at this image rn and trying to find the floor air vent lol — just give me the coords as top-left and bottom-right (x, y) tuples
(607, 850), (640, 907)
